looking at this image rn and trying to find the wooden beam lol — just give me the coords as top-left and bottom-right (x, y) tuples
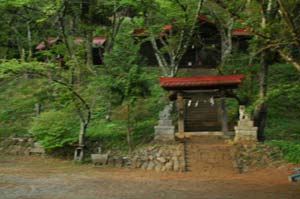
(220, 95), (229, 135)
(177, 92), (185, 137)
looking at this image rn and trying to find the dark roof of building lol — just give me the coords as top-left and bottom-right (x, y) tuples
(159, 74), (244, 90)
(132, 15), (214, 36)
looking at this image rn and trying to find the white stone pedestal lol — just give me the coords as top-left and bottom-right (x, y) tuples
(234, 106), (258, 142)
(154, 104), (175, 141)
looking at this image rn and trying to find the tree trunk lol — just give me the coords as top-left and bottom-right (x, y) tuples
(86, 31), (94, 67)
(74, 120), (88, 161)
(127, 104), (132, 154)
(254, 50), (268, 141)
(27, 22), (32, 62)
(34, 103), (41, 117)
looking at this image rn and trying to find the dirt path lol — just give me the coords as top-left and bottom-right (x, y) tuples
(0, 155), (299, 199)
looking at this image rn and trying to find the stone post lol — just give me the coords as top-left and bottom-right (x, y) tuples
(234, 106), (258, 142)
(154, 103), (175, 141)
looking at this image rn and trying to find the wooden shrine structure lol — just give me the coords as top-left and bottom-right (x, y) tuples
(159, 74), (244, 138)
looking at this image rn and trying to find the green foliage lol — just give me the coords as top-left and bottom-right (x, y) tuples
(30, 110), (79, 149)
(0, 59), (55, 79)
(0, 78), (43, 137)
(104, 20), (149, 104)
(264, 63), (300, 140)
(86, 69), (165, 151)
(2, 0), (300, 160)
(87, 120), (127, 150)
(224, 52), (260, 106)
(268, 140), (300, 163)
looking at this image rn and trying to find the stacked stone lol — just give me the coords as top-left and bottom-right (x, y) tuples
(29, 142), (46, 155)
(0, 136), (34, 155)
(154, 104), (175, 141)
(131, 144), (186, 172)
(234, 106), (258, 142)
(230, 143), (283, 173)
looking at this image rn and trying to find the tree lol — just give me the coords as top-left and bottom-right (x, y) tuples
(215, 0), (300, 73)
(213, 0), (300, 140)
(103, 20), (149, 153)
(144, 0), (204, 77)
(0, 60), (91, 161)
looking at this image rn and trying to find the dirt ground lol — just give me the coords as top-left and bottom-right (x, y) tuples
(0, 155), (299, 199)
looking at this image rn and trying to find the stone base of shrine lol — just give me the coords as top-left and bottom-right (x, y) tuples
(154, 126), (175, 141)
(154, 134), (175, 141)
(175, 131), (234, 138)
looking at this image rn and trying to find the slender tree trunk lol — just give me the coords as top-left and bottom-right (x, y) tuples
(79, 120), (87, 147)
(127, 104), (132, 154)
(74, 120), (88, 161)
(148, 0), (204, 77)
(254, 50), (268, 141)
(27, 22), (32, 62)
(254, 0), (273, 141)
(86, 31), (94, 67)
(34, 103), (41, 117)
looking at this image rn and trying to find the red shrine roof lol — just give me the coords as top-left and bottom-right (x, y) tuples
(232, 28), (251, 36)
(159, 74), (244, 90)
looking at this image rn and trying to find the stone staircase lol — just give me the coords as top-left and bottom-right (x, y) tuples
(183, 136), (236, 174)
(184, 95), (221, 132)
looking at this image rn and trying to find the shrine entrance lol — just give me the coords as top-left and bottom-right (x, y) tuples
(184, 91), (221, 132)
(159, 74), (244, 138)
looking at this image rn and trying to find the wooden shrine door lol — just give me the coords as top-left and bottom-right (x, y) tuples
(184, 92), (221, 132)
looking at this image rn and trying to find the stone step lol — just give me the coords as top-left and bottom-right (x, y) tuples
(183, 136), (236, 173)
(185, 117), (218, 120)
(185, 127), (221, 132)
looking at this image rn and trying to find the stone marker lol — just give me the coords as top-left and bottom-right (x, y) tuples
(91, 147), (110, 165)
(91, 154), (109, 165)
(154, 103), (175, 141)
(234, 106), (258, 142)
(29, 142), (45, 155)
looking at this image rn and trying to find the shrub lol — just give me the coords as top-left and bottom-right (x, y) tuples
(87, 120), (128, 150)
(268, 140), (300, 163)
(30, 110), (79, 149)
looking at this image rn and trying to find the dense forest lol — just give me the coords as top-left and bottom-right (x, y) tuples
(0, 0), (300, 162)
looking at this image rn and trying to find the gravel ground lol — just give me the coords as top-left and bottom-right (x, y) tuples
(0, 155), (299, 199)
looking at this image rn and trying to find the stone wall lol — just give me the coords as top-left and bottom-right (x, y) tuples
(130, 143), (186, 172)
(0, 136), (33, 155)
(230, 142), (283, 173)
(0, 136), (45, 156)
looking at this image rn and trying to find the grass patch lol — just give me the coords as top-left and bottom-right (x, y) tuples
(267, 140), (300, 163)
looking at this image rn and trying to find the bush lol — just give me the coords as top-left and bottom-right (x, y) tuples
(268, 140), (300, 163)
(30, 110), (79, 149)
(87, 120), (128, 150)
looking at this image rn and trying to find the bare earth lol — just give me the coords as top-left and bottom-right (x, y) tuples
(0, 155), (299, 199)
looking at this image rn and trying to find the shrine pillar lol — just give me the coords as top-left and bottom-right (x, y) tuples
(177, 92), (185, 138)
